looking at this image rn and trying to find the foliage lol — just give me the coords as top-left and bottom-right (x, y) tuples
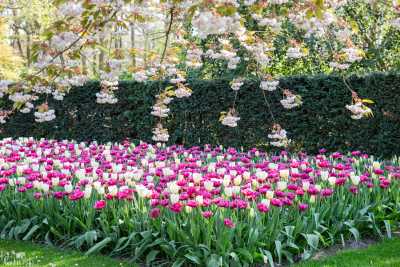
(0, 139), (399, 266)
(0, 0), (400, 144)
(1, 72), (400, 157)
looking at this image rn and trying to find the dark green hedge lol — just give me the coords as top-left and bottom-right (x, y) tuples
(1, 72), (400, 157)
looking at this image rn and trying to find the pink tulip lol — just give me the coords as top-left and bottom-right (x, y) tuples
(150, 208), (161, 219)
(223, 218), (235, 228)
(202, 211), (213, 219)
(94, 200), (106, 210)
(299, 203), (308, 212)
(257, 203), (269, 213)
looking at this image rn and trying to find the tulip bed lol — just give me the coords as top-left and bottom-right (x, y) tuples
(0, 138), (399, 266)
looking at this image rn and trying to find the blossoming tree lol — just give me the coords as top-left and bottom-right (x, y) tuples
(0, 0), (399, 146)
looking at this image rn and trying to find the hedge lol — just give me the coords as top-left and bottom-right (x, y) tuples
(1, 72), (400, 157)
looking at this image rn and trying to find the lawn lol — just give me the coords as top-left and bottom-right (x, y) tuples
(296, 238), (400, 267)
(1, 238), (400, 267)
(0, 239), (129, 267)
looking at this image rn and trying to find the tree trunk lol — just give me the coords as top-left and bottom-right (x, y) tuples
(130, 22), (136, 68)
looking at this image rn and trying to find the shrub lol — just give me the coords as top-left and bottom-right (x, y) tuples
(1, 72), (400, 157)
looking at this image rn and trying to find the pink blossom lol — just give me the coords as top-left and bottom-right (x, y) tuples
(257, 203), (269, 213)
(223, 218), (235, 228)
(94, 200), (106, 210)
(298, 203), (308, 212)
(202, 211), (213, 218)
(150, 208), (161, 219)
(170, 202), (183, 213)
(69, 190), (84, 201)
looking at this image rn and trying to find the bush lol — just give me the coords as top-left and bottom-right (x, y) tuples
(1, 72), (400, 157)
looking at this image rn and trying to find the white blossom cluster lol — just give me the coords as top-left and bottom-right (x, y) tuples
(0, 110), (12, 124)
(34, 109), (56, 123)
(7, 89), (37, 114)
(392, 18), (400, 28)
(32, 85), (52, 94)
(96, 91), (118, 104)
(221, 109), (240, 127)
(260, 79), (279, 91)
(252, 15), (282, 32)
(286, 47), (304, 59)
(0, 80), (12, 97)
(205, 46), (241, 70)
(51, 32), (81, 52)
(175, 84), (192, 98)
(269, 0), (289, 4)
(243, 42), (273, 66)
(280, 92), (303, 109)
(53, 91), (66, 101)
(132, 71), (148, 82)
(268, 125), (290, 147)
(346, 102), (372, 120)
(243, 0), (257, 5)
(9, 93), (33, 103)
(290, 12), (336, 38)
(186, 48), (203, 68)
(20, 102), (34, 114)
(335, 28), (353, 42)
(152, 123), (169, 142)
(342, 47), (363, 63)
(230, 78), (244, 91)
(151, 105), (170, 118)
(58, 2), (84, 17)
(192, 11), (241, 39)
(96, 81), (118, 104)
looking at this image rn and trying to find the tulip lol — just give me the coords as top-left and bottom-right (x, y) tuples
(223, 218), (235, 228)
(279, 169), (289, 180)
(277, 181), (287, 191)
(266, 190), (274, 200)
(94, 200), (106, 210)
(202, 211), (213, 219)
(257, 203), (269, 213)
(64, 184), (73, 193)
(298, 203), (308, 212)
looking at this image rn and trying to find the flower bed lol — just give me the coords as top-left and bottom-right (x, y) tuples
(0, 137), (399, 266)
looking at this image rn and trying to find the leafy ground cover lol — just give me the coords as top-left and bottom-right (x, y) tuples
(0, 239), (129, 267)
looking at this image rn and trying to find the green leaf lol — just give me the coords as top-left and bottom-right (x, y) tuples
(146, 250), (160, 265)
(207, 254), (222, 267)
(362, 99), (374, 104)
(85, 237), (112, 256)
(275, 240), (282, 264)
(260, 249), (274, 267)
(23, 225), (40, 241)
(236, 248), (253, 263)
(172, 258), (185, 267)
(348, 227), (360, 242)
(303, 234), (320, 250)
(185, 253), (202, 264)
(384, 220), (392, 239)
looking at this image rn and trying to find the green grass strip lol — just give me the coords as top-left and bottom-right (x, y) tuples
(296, 238), (400, 267)
(0, 240), (129, 267)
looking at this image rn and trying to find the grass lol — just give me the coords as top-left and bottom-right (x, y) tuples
(1, 238), (400, 267)
(296, 238), (400, 267)
(0, 240), (129, 267)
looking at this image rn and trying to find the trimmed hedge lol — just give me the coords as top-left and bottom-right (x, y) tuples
(1, 72), (400, 157)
